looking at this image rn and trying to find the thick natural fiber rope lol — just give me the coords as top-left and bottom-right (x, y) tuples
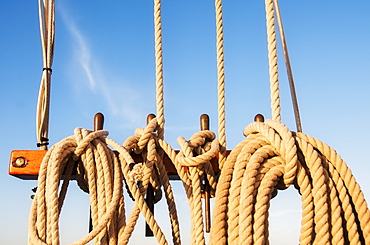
(28, 124), (184, 245)
(209, 119), (370, 244)
(152, 0), (228, 172)
(28, 118), (222, 245)
(29, 129), (125, 245)
(153, 0), (165, 140)
(30, 1), (370, 244)
(264, 0), (281, 122)
(36, 0), (55, 149)
(121, 118), (181, 245)
(214, 0), (227, 170)
(175, 131), (219, 245)
(29, 121), (370, 244)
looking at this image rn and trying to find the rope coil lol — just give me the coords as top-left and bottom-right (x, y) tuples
(209, 119), (370, 244)
(28, 0), (370, 244)
(29, 123), (183, 245)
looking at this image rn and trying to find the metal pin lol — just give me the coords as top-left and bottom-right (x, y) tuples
(94, 112), (104, 131)
(145, 113), (156, 237)
(89, 113), (105, 232)
(200, 114), (211, 233)
(254, 114), (265, 122)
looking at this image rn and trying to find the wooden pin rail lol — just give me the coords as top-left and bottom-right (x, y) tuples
(9, 113), (265, 180)
(8, 113), (262, 238)
(9, 149), (223, 180)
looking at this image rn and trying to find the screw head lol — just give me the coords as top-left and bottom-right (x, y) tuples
(13, 157), (27, 168)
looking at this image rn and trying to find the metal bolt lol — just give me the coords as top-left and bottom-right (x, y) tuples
(13, 157), (27, 168)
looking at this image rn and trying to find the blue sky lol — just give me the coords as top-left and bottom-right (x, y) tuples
(1, 1), (370, 244)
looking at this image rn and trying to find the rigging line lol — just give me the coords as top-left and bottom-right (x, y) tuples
(265, 0), (281, 122)
(215, 0), (227, 169)
(153, 0), (165, 140)
(36, 0), (55, 149)
(273, 0), (303, 132)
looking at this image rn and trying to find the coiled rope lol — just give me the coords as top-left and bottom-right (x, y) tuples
(209, 118), (370, 244)
(29, 118), (221, 244)
(29, 0), (370, 244)
(208, 0), (370, 244)
(28, 120), (370, 245)
(29, 128), (126, 245)
(29, 123), (179, 245)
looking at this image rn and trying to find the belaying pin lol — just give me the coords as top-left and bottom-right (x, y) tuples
(254, 114), (265, 122)
(89, 112), (105, 232)
(145, 113), (156, 237)
(200, 114), (211, 233)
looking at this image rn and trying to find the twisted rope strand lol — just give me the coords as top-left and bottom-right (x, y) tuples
(214, 0), (227, 169)
(36, 0), (55, 149)
(153, 0), (165, 140)
(264, 0), (281, 122)
(272, 0), (302, 132)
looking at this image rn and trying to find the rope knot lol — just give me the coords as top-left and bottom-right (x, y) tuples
(176, 133), (219, 168)
(131, 117), (158, 154)
(73, 127), (109, 160)
(128, 163), (144, 182)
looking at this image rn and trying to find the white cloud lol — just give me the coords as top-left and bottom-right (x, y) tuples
(59, 11), (96, 91)
(58, 4), (148, 128)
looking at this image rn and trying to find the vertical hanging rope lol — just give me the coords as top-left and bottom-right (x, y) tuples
(264, 0), (281, 122)
(273, 0), (302, 132)
(36, 0), (55, 149)
(214, 0), (227, 169)
(153, 0), (165, 140)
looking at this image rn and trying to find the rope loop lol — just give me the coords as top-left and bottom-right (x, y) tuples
(243, 120), (298, 187)
(176, 138), (219, 168)
(73, 128), (109, 159)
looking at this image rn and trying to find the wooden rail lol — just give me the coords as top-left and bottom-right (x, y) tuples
(8, 113), (232, 180)
(9, 149), (222, 180)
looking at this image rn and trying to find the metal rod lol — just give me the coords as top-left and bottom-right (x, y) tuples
(200, 114), (211, 232)
(273, 0), (302, 132)
(145, 113), (156, 237)
(254, 114), (265, 122)
(94, 112), (104, 131)
(145, 184), (155, 237)
(90, 112), (104, 232)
